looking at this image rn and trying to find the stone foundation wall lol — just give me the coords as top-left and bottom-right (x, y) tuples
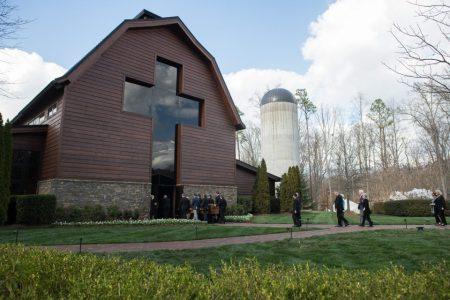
(182, 184), (237, 205)
(37, 179), (151, 216)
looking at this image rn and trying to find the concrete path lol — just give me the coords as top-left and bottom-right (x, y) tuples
(46, 224), (448, 253)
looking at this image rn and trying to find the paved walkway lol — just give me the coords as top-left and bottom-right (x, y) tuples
(46, 224), (448, 253)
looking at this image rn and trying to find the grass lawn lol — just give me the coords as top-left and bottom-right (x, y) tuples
(112, 229), (450, 274)
(252, 211), (435, 225)
(0, 224), (309, 245)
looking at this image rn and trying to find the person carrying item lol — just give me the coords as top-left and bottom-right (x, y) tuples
(334, 191), (349, 227)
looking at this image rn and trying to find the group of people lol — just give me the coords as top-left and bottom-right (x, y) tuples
(432, 190), (447, 226)
(150, 192), (227, 223)
(291, 189), (374, 227)
(334, 189), (373, 227)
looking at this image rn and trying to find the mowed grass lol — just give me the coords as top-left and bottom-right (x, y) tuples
(0, 225), (300, 246)
(252, 211), (435, 225)
(112, 229), (450, 274)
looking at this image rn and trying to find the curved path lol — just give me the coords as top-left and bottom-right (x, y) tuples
(46, 224), (448, 253)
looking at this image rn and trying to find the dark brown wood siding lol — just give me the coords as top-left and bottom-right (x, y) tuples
(19, 96), (63, 180)
(236, 166), (256, 196)
(59, 26), (235, 185)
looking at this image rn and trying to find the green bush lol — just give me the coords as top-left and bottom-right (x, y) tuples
(132, 209), (140, 220)
(237, 196), (253, 213)
(270, 196), (280, 213)
(6, 195), (16, 225)
(372, 201), (385, 215)
(225, 204), (246, 216)
(379, 199), (433, 217)
(107, 205), (122, 220)
(1, 244), (449, 299)
(16, 194), (56, 225)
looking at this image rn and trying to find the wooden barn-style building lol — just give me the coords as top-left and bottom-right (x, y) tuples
(10, 10), (279, 216)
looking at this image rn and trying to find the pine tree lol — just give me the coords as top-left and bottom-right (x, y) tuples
(251, 164), (260, 213)
(0, 117), (12, 224)
(252, 159), (270, 213)
(299, 168), (312, 208)
(279, 173), (289, 212)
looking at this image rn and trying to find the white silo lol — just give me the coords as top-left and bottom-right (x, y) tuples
(260, 88), (299, 177)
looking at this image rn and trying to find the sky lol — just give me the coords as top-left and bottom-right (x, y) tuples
(0, 0), (441, 124)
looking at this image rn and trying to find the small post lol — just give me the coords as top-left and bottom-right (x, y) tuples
(15, 229), (19, 244)
(404, 218), (408, 229)
(79, 238), (82, 253)
(290, 227), (293, 239)
(195, 225), (198, 240)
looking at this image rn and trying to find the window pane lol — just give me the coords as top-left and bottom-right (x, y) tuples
(155, 61), (177, 91)
(123, 81), (153, 117)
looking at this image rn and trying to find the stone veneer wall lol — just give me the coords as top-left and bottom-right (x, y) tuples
(37, 179), (151, 216)
(181, 184), (237, 205)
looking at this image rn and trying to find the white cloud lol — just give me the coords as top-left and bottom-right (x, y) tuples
(0, 48), (66, 121)
(225, 0), (439, 126)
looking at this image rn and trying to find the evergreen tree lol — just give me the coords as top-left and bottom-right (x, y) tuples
(251, 164), (260, 213)
(252, 159), (270, 213)
(299, 168), (312, 208)
(279, 172), (289, 212)
(0, 116), (12, 224)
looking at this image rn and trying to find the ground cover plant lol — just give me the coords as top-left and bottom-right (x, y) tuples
(252, 211), (435, 225)
(0, 224), (303, 245)
(115, 229), (450, 273)
(1, 244), (448, 299)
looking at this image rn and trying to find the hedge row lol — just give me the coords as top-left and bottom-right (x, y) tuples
(55, 205), (140, 222)
(372, 199), (435, 217)
(16, 195), (57, 225)
(1, 245), (449, 299)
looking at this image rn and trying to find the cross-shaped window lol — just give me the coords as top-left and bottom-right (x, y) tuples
(123, 60), (201, 202)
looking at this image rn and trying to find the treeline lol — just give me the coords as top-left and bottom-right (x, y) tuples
(0, 113), (12, 224)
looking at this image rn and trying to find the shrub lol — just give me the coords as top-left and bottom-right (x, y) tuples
(107, 205), (122, 220)
(270, 196), (280, 213)
(372, 201), (385, 215)
(16, 194), (57, 225)
(132, 209), (140, 220)
(225, 204), (246, 216)
(252, 159), (270, 213)
(55, 218), (205, 226)
(1, 244), (449, 299)
(123, 210), (133, 220)
(237, 196), (252, 213)
(6, 195), (16, 225)
(381, 199), (433, 217)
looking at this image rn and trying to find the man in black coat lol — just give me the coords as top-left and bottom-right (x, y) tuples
(434, 190), (447, 226)
(334, 192), (349, 227)
(360, 193), (373, 227)
(179, 194), (190, 219)
(161, 195), (171, 218)
(217, 192), (227, 224)
(150, 194), (159, 219)
(292, 192), (302, 227)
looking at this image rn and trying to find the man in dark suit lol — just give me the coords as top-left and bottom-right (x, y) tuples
(161, 195), (171, 218)
(179, 194), (190, 219)
(150, 194), (159, 219)
(434, 190), (447, 226)
(217, 192), (227, 224)
(334, 191), (349, 227)
(360, 193), (373, 227)
(292, 192), (302, 227)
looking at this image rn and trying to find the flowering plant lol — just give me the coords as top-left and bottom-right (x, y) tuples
(225, 213), (253, 223)
(54, 218), (206, 226)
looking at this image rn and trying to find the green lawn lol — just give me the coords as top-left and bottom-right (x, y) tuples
(112, 229), (450, 274)
(252, 211), (435, 225)
(0, 224), (306, 245)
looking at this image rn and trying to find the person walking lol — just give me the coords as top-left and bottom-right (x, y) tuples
(207, 194), (214, 223)
(292, 192), (302, 227)
(358, 190), (365, 225)
(200, 194), (209, 221)
(334, 191), (349, 227)
(434, 190), (447, 226)
(360, 193), (373, 227)
(192, 193), (201, 221)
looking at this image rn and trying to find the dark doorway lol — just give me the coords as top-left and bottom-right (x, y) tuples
(11, 150), (42, 195)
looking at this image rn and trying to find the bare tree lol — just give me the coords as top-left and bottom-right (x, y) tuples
(401, 83), (449, 196)
(238, 122), (261, 167)
(387, 1), (449, 96)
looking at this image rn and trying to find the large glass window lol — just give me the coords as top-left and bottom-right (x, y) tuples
(123, 60), (201, 189)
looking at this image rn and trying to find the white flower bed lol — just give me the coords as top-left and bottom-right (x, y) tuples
(54, 218), (206, 226)
(389, 188), (433, 201)
(225, 213), (253, 223)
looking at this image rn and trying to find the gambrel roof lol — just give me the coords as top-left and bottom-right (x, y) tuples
(13, 10), (245, 130)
